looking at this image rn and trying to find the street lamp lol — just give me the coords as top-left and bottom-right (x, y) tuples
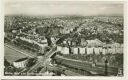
(104, 59), (108, 76)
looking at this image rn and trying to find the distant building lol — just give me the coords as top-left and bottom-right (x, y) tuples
(86, 39), (105, 47)
(60, 28), (70, 34)
(36, 26), (63, 37)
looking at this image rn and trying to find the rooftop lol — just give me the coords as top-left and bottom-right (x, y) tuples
(14, 57), (28, 62)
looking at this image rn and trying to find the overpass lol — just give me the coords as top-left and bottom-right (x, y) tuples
(27, 45), (58, 74)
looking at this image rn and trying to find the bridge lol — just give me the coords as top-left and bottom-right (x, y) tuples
(27, 45), (58, 74)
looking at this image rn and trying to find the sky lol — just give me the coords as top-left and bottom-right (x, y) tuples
(4, 0), (124, 16)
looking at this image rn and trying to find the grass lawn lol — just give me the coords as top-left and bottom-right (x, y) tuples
(4, 45), (27, 64)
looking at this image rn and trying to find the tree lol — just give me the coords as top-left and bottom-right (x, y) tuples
(36, 27), (53, 46)
(4, 59), (11, 67)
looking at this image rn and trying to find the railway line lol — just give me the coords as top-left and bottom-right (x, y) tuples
(4, 39), (119, 76)
(54, 55), (118, 76)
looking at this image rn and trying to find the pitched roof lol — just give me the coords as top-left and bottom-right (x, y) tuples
(86, 39), (105, 47)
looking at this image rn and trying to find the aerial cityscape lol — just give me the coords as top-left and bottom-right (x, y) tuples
(4, 1), (123, 76)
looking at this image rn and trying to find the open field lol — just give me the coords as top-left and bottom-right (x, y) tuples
(4, 45), (28, 64)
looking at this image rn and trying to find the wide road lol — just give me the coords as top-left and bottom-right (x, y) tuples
(27, 46), (57, 74)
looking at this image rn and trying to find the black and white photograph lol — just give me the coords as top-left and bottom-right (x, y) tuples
(4, 0), (124, 76)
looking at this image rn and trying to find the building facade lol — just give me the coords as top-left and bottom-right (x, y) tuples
(13, 58), (28, 68)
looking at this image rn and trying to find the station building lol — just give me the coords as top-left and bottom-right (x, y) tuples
(13, 57), (28, 68)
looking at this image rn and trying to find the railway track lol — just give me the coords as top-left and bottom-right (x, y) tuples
(54, 55), (118, 76)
